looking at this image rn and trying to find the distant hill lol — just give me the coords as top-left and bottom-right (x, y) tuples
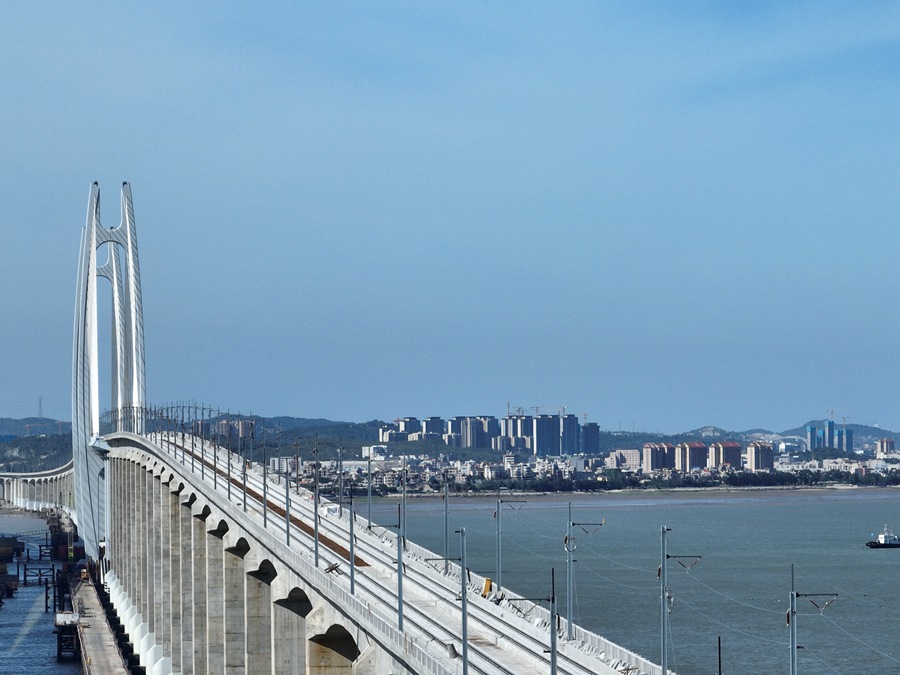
(0, 417), (71, 437)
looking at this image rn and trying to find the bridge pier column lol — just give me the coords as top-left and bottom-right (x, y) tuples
(272, 590), (311, 675)
(122, 461), (133, 602)
(245, 564), (274, 675)
(206, 527), (226, 674)
(140, 469), (164, 672)
(140, 467), (154, 634)
(159, 475), (173, 659)
(150, 471), (163, 656)
(192, 512), (209, 674)
(169, 485), (183, 672)
(180, 496), (195, 674)
(224, 544), (247, 673)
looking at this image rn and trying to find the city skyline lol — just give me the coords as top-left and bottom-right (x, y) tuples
(1, 5), (899, 434)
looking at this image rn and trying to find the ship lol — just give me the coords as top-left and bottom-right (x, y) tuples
(866, 524), (900, 548)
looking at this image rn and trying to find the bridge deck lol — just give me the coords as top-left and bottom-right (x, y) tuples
(72, 579), (128, 674)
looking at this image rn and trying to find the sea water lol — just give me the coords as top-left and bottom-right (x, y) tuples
(369, 487), (900, 675)
(0, 513), (82, 675)
(4, 490), (898, 675)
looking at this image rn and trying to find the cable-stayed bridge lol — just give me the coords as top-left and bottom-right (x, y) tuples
(0, 183), (665, 674)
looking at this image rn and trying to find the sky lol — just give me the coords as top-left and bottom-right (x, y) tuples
(1, 3), (898, 434)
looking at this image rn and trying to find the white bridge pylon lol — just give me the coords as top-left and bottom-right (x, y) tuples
(72, 181), (146, 560)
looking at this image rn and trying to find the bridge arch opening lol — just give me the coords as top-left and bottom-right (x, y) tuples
(209, 519), (229, 538)
(194, 504), (212, 521)
(309, 624), (360, 673)
(276, 587), (313, 617)
(249, 558), (278, 584)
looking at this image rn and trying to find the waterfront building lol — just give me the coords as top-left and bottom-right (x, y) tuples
(746, 441), (775, 471)
(674, 442), (708, 472)
(605, 449), (641, 472)
(641, 442), (675, 473)
(708, 441), (743, 470)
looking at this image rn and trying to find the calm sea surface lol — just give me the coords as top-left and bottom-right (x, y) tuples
(4, 490), (899, 675)
(370, 487), (900, 675)
(0, 513), (82, 675)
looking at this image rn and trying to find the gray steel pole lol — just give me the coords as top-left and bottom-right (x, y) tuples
(496, 496), (502, 592)
(397, 504), (404, 632)
(367, 454), (372, 526)
(460, 527), (468, 675)
(349, 492), (355, 595)
(566, 502), (574, 640)
(661, 525), (669, 675)
(285, 470), (291, 546)
(401, 461), (407, 540)
(314, 442), (320, 567)
(443, 481), (449, 574)
(263, 453), (268, 528)
(550, 568), (558, 675)
(790, 565), (797, 675)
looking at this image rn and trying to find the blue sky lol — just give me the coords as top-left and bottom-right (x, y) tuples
(1, 3), (898, 433)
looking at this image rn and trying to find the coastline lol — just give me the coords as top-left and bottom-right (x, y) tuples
(386, 483), (900, 501)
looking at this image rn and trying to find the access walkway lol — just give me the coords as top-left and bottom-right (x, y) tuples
(72, 578), (128, 674)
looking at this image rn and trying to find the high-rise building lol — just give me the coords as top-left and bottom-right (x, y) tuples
(876, 438), (895, 458)
(708, 441), (742, 470)
(580, 422), (600, 455)
(422, 416), (445, 434)
(674, 442), (708, 472)
(448, 416), (466, 436)
(478, 416), (501, 443)
(824, 420), (835, 448)
(641, 442), (675, 473)
(806, 425), (817, 452)
(399, 417), (421, 434)
(560, 414), (580, 455)
(836, 428), (854, 454)
(532, 415), (560, 456)
(746, 442), (774, 471)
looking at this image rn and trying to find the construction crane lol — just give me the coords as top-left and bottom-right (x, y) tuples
(530, 404), (569, 416)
